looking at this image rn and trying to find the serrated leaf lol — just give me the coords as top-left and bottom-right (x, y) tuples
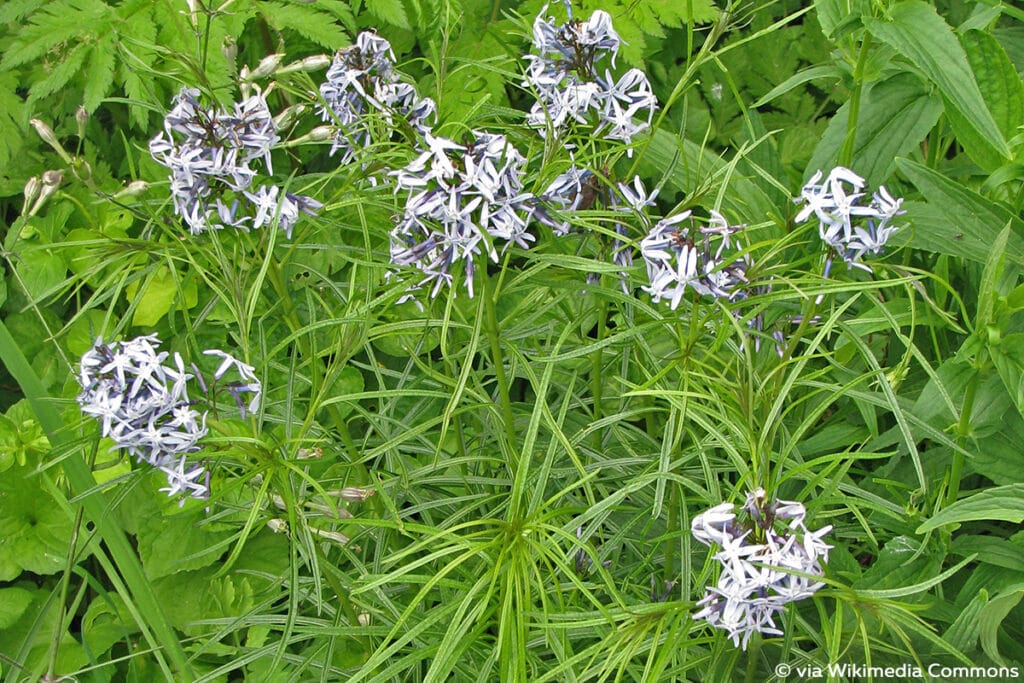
(262, 1), (350, 47)
(895, 159), (1024, 265)
(1, 0), (111, 73)
(366, 0), (410, 29)
(864, 2), (1010, 171)
(916, 484), (1024, 533)
(0, 0), (40, 24)
(27, 41), (90, 104)
(83, 40), (117, 113)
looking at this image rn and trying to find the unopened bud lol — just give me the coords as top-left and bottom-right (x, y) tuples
(328, 487), (374, 502)
(75, 106), (89, 138)
(22, 176), (41, 214)
(285, 125), (334, 146)
(72, 157), (92, 182)
(184, 0), (199, 28)
(30, 118), (72, 164)
(29, 170), (64, 216)
(245, 53), (284, 80)
(222, 36), (238, 68)
(357, 613), (371, 626)
(273, 104), (308, 130)
(113, 180), (149, 199)
(309, 527), (350, 545)
(278, 54), (332, 75)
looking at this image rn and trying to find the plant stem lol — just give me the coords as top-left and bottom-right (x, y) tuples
(590, 297), (608, 448)
(482, 268), (518, 455)
(839, 34), (872, 167)
(947, 363), (981, 506)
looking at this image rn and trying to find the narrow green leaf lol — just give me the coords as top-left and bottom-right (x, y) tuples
(865, 2), (1011, 171)
(753, 65), (841, 108)
(975, 224), (1011, 331)
(916, 484), (1024, 533)
(638, 127), (778, 222)
(895, 158), (1024, 264)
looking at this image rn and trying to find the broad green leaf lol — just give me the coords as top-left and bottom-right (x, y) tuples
(137, 508), (232, 579)
(991, 333), (1024, 413)
(895, 159), (1024, 264)
(0, 463), (75, 580)
(952, 536), (1024, 573)
(807, 73), (942, 187)
(916, 484), (1024, 533)
(0, 584), (89, 678)
(979, 584), (1024, 665)
(961, 29), (1024, 146)
(15, 248), (67, 303)
(0, 587), (33, 629)
(126, 265), (197, 328)
(944, 589), (987, 653)
(865, 2), (1011, 171)
(81, 593), (140, 660)
(814, 0), (867, 40)
(853, 536), (942, 595)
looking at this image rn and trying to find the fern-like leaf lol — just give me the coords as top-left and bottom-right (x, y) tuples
(83, 40), (117, 113)
(260, 1), (349, 49)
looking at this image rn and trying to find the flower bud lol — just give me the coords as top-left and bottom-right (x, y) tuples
(285, 125), (334, 146)
(113, 180), (149, 199)
(245, 53), (284, 80)
(22, 176), (41, 214)
(328, 487), (374, 502)
(273, 103), (308, 130)
(221, 36), (238, 68)
(278, 54), (332, 74)
(30, 118), (72, 164)
(29, 170), (64, 216)
(75, 105), (89, 138)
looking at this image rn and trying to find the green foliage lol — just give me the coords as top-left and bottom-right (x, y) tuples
(1, 0), (1024, 679)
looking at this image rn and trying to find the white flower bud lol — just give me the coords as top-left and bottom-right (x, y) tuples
(30, 118), (72, 164)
